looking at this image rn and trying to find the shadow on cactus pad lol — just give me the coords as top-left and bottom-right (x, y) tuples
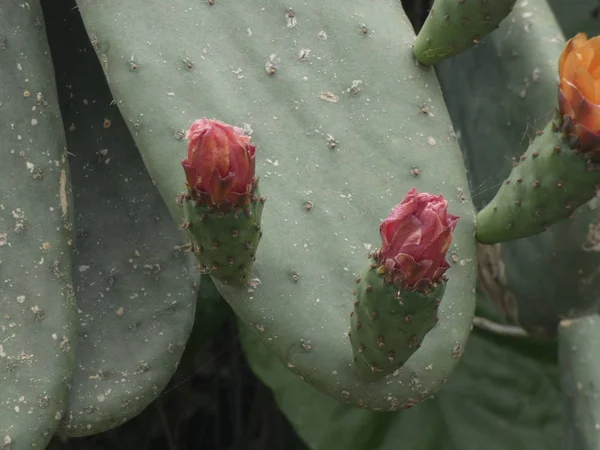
(42, 2), (199, 436)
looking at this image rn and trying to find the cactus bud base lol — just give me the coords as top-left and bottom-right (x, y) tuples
(182, 180), (264, 286)
(349, 255), (445, 381)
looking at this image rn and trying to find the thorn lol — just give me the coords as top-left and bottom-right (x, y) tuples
(370, 363), (382, 373)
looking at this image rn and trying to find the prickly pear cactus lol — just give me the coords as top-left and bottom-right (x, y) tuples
(414, 0), (517, 65)
(42, 3), (199, 436)
(435, 0), (600, 338)
(75, 0), (477, 410)
(0, 1), (77, 448)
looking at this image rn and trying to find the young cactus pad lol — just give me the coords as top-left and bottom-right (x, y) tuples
(75, 0), (477, 410)
(0, 1), (77, 447)
(475, 119), (600, 244)
(413, 0), (517, 66)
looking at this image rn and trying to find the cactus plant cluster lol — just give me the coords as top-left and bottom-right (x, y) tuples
(3, 0), (600, 448)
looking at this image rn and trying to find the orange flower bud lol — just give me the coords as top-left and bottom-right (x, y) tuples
(181, 118), (256, 206)
(558, 33), (600, 158)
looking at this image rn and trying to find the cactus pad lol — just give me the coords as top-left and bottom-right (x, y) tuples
(0, 1), (77, 447)
(476, 119), (600, 244)
(42, 3), (199, 435)
(75, 0), (477, 410)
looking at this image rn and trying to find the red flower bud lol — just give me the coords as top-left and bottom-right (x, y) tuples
(182, 118), (256, 206)
(377, 188), (459, 290)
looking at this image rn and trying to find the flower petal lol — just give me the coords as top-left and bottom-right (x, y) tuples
(413, 206), (445, 248)
(558, 33), (587, 78)
(394, 253), (432, 288)
(378, 188), (459, 288)
(384, 215), (423, 258)
(181, 158), (197, 187)
(380, 188), (419, 247)
(573, 66), (597, 104)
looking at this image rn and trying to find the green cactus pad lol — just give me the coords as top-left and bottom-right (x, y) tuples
(559, 315), (600, 450)
(75, 0), (477, 410)
(181, 183), (264, 286)
(414, 0), (517, 66)
(0, 2), (78, 448)
(349, 259), (445, 380)
(42, 4), (199, 436)
(476, 119), (600, 244)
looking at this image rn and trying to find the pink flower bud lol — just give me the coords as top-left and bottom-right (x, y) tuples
(181, 118), (256, 206)
(377, 188), (459, 290)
